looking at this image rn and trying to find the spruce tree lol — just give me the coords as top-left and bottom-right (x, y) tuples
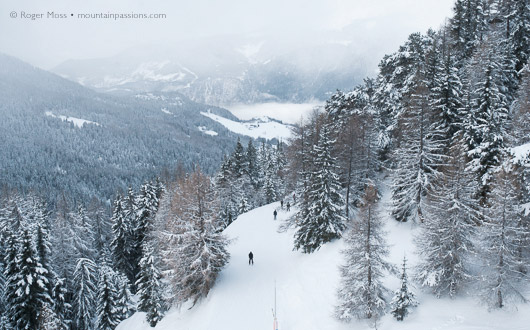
(110, 196), (134, 284)
(95, 270), (118, 330)
(510, 0), (530, 73)
(246, 139), (260, 189)
(70, 206), (96, 261)
(34, 224), (54, 298)
(294, 125), (346, 253)
(3, 231), (18, 329)
(51, 278), (70, 330)
(11, 229), (51, 330)
(114, 273), (133, 323)
(231, 138), (246, 179)
(391, 62), (445, 223)
(263, 160), (278, 205)
(391, 256), (418, 321)
(136, 243), (164, 327)
(215, 156), (238, 227)
(122, 187), (138, 276)
(132, 182), (159, 288)
(73, 258), (97, 330)
(0, 244), (8, 330)
(466, 59), (509, 206)
(430, 53), (465, 139)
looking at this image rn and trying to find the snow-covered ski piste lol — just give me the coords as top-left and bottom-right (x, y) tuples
(118, 190), (530, 330)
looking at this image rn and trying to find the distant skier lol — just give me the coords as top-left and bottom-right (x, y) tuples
(281, 200), (284, 209)
(293, 193), (296, 203)
(273, 210), (277, 220)
(286, 202), (291, 212)
(249, 251), (254, 265)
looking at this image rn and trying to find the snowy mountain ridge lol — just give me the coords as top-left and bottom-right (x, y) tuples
(52, 35), (370, 106)
(118, 189), (530, 330)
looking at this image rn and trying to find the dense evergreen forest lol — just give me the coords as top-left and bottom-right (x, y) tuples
(0, 53), (246, 205)
(0, 0), (528, 329)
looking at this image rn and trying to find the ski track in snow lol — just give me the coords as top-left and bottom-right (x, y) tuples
(118, 187), (530, 330)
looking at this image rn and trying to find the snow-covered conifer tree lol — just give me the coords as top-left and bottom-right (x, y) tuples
(51, 278), (70, 330)
(466, 58), (509, 206)
(231, 138), (246, 179)
(430, 52), (464, 140)
(391, 256), (418, 321)
(216, 155), (238, 227)
(0, 258), (6, 330)
(246, 139), (260, 190)
(113, 273), (133, 322)
(11, 229), (51, 330)
(336, 183), (390, 322)
(95, 270), (118, 330)
(34, 223), (54, 297)
(70, 206), (96, 261)
(173, 168), (230, 306)
(3, 231), (18, 329)
(110, 196), (134, 284)
(510, 0), (530, 73)
(136, 243), (165, 327)
(73, 258), (97, 330)
(263, 160), (278, 205)
(132, 182), (160, 286)
(294, 124), (346, 253)
(391, 68), (445, 223)
(416, 138), (478, 297)
(480, 166), (529, 308)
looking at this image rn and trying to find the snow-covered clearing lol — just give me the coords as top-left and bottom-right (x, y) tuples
(44, 111), (99, 128)
(119, 187), (530, 330)
(197, 126), (218, 136)
(161, 108), (173, 115)
(201, 111), (293, 140)
(226, 102), (322, 125)
(510, 142), (530, 164)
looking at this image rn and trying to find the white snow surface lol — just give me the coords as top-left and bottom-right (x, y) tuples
(197, 126), (218, 136)
(201, 111), (293, 140)
(161, 108), (173, 115)
(510, 143), (530, 164)
(226, 102), (323, 125)
(118, 186), (530, 330)
(44, 111), (99, 128)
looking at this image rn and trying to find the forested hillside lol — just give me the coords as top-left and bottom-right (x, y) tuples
(286, 0), (530, 322)
(0, 53), (246, 204)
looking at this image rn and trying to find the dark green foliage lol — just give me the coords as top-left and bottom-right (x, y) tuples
(294, 125), (346, 253)
(136, 244), (165, 327)
(391, 256), (417, 321)
(11, 230), (51, 330)
(96, 272), (118, 330)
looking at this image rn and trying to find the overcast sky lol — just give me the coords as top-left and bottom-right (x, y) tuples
(0, 0), (455, 69)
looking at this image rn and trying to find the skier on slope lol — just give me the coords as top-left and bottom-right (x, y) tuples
(286, 202), (291, 211)
(273, 209), (277, 220)
(249, 251), (254, 265)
